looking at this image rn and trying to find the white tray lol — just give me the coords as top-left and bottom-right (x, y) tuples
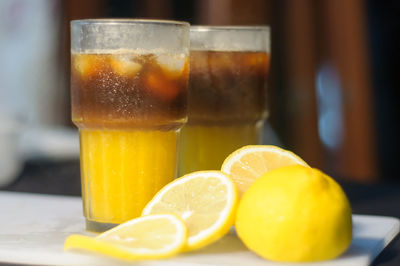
(0, 191), (398, 266)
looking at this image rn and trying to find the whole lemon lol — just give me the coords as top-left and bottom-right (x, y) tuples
(235, 165), (352, 262)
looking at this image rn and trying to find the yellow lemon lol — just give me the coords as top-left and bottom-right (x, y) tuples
(64, 214), (187, 260)
(142, 171), (238, 251)
(221, 145), (310, 198)
(235, 165), (352, 262)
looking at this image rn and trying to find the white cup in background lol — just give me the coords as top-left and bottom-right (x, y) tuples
(0, 113), (21, 188)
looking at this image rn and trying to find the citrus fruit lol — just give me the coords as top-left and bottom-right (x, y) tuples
(221, 145), (309, 197)
(142, 171), (238, 251)
(235, 165), (352, 262)
(64, 214), (187, 260)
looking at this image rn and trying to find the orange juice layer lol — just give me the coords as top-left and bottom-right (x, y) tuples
(79, 129), (178, 225)
(178, 123), (262, 175)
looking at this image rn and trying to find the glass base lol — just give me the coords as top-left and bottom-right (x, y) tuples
(86, 219), (119, 233)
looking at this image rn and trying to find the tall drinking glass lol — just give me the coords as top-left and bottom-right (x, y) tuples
(71, 19), (190, 232)
(179, 26), (270, 175)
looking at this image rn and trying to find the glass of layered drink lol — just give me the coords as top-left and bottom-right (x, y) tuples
(178, 26), (270, 175)
(70, 19), (189, 232)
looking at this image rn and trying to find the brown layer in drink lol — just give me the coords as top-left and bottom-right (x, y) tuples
(71, 52), (189, 130)
(188, 50), (270, 125)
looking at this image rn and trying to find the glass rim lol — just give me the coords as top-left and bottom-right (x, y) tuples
(70, 18), (190, 27)
(190, 25), (270, 52)
(190, 25), (270, 33)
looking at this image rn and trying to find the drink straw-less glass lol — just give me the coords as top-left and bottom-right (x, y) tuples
(178, 26), (270, 175)
(70, 19), (190, 232)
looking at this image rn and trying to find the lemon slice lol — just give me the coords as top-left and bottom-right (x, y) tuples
(221, 145), (309, 197)
(142, 171), (238, 251)
(64, 214), (187, 260)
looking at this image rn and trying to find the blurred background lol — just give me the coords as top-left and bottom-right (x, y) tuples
(0, 0), (399, 191)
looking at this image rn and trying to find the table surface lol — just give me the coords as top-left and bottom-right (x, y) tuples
(0, 191), (398, 266)
(2, 160), (400, 266)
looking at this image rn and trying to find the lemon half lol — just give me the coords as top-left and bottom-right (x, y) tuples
(221, 145), (310, 197)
